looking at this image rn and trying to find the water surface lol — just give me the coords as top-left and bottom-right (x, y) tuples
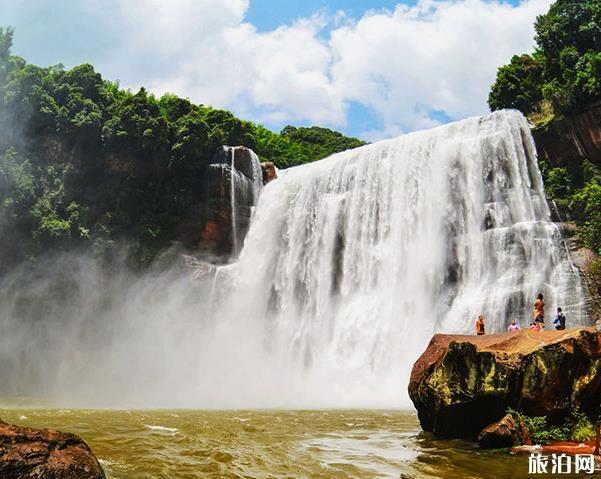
(0, 409), (540, 478)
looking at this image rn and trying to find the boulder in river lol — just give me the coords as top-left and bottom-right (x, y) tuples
(477, 413), (530, 449)
(408, 328), (601, 439)
(0, 419), (105, 479)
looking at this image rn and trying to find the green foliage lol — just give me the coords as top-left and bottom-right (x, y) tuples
(507, 407), (595, 444)
(568, 408), (596, 442)
(543, 167), (573, 198)
(0, 29), (365, 269)
(489, 0), (601, 115)
(488, 54), (544, 114)
(253, 124), (365, 168)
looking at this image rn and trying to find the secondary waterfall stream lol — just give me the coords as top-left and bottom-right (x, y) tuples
(0, 109), (588, 408)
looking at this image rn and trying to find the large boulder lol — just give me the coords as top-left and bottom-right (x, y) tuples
(0, 419), (105, 479)
(408, 328), (601, 439)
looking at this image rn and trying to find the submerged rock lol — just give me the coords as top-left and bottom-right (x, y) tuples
(477, 414), (530, 449)
(408, 328), (601, 439)
(0, 419), (105, 479)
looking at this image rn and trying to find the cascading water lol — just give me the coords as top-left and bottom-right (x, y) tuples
(229, 147), (239, 257)
(204, 109), (588, 407)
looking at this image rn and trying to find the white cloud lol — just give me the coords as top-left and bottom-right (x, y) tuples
(5, 0), (553, 136)
(329, 0), (553, 134)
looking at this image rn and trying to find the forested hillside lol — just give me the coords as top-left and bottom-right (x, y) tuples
(489, 0), (601, 302)
(0, 28), (365, 271)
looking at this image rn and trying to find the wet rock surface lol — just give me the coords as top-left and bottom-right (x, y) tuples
(0, 419), (105, 479)
(409, 328), (601, 439)
(477, 414), (530, 449)
(200, 146), (263, 256)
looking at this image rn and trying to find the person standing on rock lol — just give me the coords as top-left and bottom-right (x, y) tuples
(532, 293), (545, 329)
(553, 307), (566, 330)
(475, 315), (485, 335)
(507, 319), (520, 332)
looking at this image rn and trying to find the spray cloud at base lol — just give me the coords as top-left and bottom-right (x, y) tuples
(0, 110), (588, 409)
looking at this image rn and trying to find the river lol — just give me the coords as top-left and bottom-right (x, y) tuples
(1, 408), (538, 478)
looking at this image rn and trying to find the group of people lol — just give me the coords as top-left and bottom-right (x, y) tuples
(474, 293), (567, 335)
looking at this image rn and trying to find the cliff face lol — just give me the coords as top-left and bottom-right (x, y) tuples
(532, 103), (601, 168)
(408, 328), (601, 439)
(197, 146), (264, 258)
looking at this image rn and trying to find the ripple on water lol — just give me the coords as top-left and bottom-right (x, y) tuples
(301, 430), (419, 478)
(143, 424), (179, 435)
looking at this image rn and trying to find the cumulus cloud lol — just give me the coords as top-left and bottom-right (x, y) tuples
(329, 0), (553, 136)
(3, 0), (553, 137)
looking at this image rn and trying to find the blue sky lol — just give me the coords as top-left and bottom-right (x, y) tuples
(246, 0), (522, 31)
(1, 0), (548, 140)
(246, 0), (413, 31)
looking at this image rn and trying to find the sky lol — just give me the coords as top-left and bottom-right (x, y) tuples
(0, 0), (551, 141)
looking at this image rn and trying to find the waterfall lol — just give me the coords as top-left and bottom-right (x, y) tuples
(229, 148), (239, 257)
(204, 109), (587, 407)
(0, 110), (588, 408)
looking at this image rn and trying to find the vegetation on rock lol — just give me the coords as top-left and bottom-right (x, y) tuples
(0, 27), (365, 271)
(507, 408), (596, 444)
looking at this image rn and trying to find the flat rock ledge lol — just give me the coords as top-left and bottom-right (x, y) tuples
(0, 419), (105, 479)
(408, 328), (601, 440)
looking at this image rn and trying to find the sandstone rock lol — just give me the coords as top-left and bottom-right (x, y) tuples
(532, 102), (601, 168)
(477, 414), (529, 449)
(408, 328), (601, 439)
(261, 161), (277, 184)
(0, 419), (105, 479)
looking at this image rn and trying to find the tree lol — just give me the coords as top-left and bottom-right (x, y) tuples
(488, 54), (544, 114)
(490, 0), (601, 115)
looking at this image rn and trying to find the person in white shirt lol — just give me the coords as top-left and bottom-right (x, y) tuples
(507, 319), (521, 332)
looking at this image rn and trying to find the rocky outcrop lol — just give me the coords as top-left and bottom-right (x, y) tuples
(477, 414), (530, 449)
(261, 161), (277, 184)
(199, 146), (263, 257)
(532, 103), (601, 168)
(408, 328), (601, 439)
(0, 420), (105, 479)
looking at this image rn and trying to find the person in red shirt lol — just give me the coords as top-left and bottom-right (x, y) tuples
(475, 315), (485, 335)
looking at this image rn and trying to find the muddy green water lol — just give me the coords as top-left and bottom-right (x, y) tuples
(0, 409), (548, 478)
